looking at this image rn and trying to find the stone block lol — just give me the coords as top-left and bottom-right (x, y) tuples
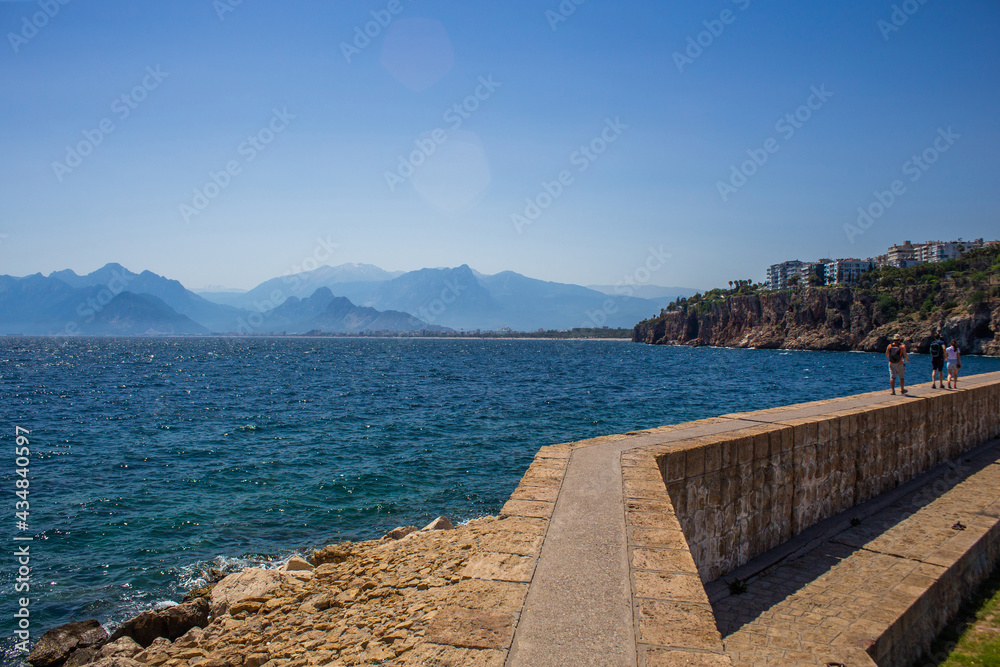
(633, 571), (710, 605)
(425, 606), (515, 650)
(630, 527), (690, 550)
(637, 600), (724, 651)
(737, 437), (753, 464)
(664, 453), (687, 483)
(721, 438), (739, 469)
(644, 648), (732, 666)
(753, 433), (770, 459)
(705, 442), (722, 474)
(686, 447), (706, 477)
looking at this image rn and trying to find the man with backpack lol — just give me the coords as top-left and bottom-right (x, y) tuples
(929, 331), (947, 389)
(886, 333), (910, 395)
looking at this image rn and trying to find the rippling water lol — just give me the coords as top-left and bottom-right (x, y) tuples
(1, 336), (997, 664)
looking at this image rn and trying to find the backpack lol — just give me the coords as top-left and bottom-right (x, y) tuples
(888, 344), (902, 363)
(930, 341), (943, 358)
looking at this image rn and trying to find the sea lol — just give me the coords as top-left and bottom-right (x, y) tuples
(2, 336), (998, 664)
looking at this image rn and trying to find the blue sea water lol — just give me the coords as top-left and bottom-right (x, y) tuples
(1, 336), (998, 664)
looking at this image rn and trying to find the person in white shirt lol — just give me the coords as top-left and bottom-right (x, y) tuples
(945, 340), (961, 389)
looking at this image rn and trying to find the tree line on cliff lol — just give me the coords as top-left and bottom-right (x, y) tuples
(633, 245), (1000, 355)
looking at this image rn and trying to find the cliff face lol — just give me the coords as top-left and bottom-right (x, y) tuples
(633, 284), (999, 355)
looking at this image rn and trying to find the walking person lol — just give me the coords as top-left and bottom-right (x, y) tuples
(929, 331), (946, 388)
(945, 339), (962, 389)
(886, 333), (910, 395)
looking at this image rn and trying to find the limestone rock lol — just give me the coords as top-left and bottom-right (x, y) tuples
(182, 584), (214, 602)
(385, 526), (419, 540)
(99, 637), (142, 659)
(312, 542), (355, 566)
(132, 637), (170, 664)
(209, 568), (284, 617)
(88, 659), (143, 667)
(28, 619), (108, 667)
(108, 598), (209, 648)
(63, 648), (101, 667)
(280, 556), (314, 571)
(423, 516), (454, 531)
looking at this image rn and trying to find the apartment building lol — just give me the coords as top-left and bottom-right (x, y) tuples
(825, 258), (874, 285)
(886, 241), (922, 268)
(766, 260), (803, 290)
(918, 238), (986, 263)
(798, 259), (830, 286)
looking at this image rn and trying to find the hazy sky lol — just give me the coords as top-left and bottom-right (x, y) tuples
(2, 1), (998, 291)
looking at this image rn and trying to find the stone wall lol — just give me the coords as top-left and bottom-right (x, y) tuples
(657, 376), (1000, 583)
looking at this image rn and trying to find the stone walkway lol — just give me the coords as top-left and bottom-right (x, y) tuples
(496, 373), (1000, 667)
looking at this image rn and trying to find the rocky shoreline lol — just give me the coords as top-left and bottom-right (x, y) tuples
(632, 286), (999, 356)
(27, 515), (516, 667)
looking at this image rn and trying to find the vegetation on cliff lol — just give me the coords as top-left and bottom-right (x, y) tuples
(634, 245), (1000, 355)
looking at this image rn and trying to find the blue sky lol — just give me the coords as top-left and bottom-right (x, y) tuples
(1, 0), (998, 291)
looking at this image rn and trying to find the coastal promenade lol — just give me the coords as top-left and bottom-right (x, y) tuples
(76, 371), (1000, 667)
(496, 371), (1000, 666)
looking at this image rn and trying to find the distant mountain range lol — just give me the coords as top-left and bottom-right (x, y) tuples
(0, 262), (697, 335)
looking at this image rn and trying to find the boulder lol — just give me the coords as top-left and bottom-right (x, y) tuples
(422, 516), (453, 531)
(131, 637), (170, 664)
(280, 556), (314, 572)
(384, 526), (419, 540)
(63, 648), (101, 667)
(209, 568), (284, 617)
(108, 598), (209, 648)
(98, 638), (141, 660)
(28, 619), (108, 667)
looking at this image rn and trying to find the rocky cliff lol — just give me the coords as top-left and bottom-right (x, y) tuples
(633, 282), (999, 355)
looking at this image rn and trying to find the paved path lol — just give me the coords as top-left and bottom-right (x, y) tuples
(501, 374), (1000, 667)
(507, 419), (760, 667)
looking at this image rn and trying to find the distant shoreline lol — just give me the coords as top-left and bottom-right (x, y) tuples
(1, 333), (635, 341)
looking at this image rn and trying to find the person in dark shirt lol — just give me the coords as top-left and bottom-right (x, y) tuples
(929, 332), (946, 389)
(886, 333), (909, 395)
